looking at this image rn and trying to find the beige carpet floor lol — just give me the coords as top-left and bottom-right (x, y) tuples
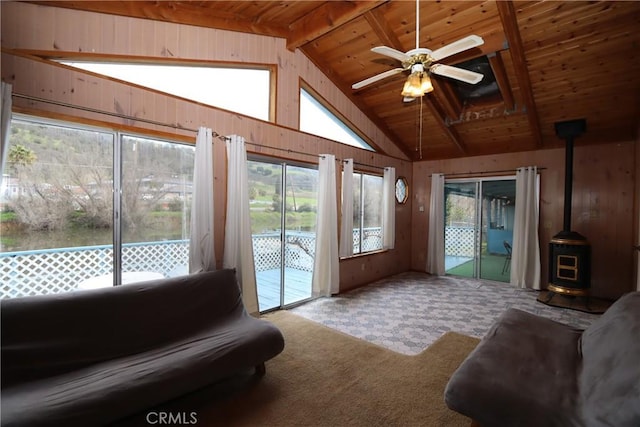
(115, 311), (480, 426)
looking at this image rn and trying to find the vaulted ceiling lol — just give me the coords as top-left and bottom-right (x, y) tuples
(32, 1), (640, 161)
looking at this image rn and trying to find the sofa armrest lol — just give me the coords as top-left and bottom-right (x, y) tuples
(445, 308), (583, 427)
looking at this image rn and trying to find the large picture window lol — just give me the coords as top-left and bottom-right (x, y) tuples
(0, 116), (195, 298)
(352, 172), (383, 254)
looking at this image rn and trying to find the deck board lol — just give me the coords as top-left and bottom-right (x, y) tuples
(257, 268), (313, 311)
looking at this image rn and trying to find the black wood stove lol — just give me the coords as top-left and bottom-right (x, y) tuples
(547, 119), (591, 297)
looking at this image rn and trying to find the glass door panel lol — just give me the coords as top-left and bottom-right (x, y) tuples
(444, 182), (478, 278)
(1, 120), (114, 298)
(249, 160), (317, 311)
(248, 160), (283, 311)
(479, 180), (516, 283)
(283, 165), (317, 305)
(121, 136), (195, 282)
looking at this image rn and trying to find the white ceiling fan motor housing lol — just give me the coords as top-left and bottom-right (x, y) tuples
(411, 63), (425, 73)
(406, 48), (432, 56)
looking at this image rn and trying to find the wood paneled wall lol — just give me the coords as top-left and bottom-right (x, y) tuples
(0, 2), (413, 292)
(635, 128), (640, 292)
(411, 141), (637, 300)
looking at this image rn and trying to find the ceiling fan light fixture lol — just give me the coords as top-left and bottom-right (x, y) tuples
(401, 72), (433, 97)
(420, 73), (434, 94)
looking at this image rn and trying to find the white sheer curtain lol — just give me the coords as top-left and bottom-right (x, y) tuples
(339, 158), (354, 258)
(1, 82), (12, 177)
(223, 135), (259, 314)
(189, 127), (216, 273)
(427, 173), (445, 275)
(312, 154), (339, 297)
(382, 166), (396, 250)
(510, 166), (541, 289)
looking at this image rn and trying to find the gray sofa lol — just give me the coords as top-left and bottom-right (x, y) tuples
(445, 291), (640, 426)
(1, 268), (285, 427)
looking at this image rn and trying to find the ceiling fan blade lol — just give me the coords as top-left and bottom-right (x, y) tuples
(429, 35), (484, 61)
(430, 64), (484, 84)
(371, 46), (411, 62)
(352, 68), (404, 90)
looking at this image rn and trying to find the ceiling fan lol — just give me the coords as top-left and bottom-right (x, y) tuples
(352, 0), (485, 101)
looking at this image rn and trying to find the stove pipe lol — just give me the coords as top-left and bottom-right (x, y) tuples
(554, 119), (587, 233)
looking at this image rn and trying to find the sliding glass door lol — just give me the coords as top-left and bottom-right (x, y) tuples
(248, 159), (317, 311)
(445, 177), (516, 283)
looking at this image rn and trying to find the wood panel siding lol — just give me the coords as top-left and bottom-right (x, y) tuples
(635, 128), (640, 291)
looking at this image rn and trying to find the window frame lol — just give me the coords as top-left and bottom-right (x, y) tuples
(352, 170), (384, 256)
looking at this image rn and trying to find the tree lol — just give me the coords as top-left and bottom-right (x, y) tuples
(7, 123), (179, 232)
(7, 144), (36, 169)
(272, 193), (282, 212)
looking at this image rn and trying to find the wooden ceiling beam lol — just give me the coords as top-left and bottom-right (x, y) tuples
(286, 1), (385, 51)
(424, 97), (467, 155)
(430, 79), (463, 122)
(364, 8), (403, 51)
(496, 1), (543, 148)
(27, 1), (290, 38)
(488, 51), (515, 112)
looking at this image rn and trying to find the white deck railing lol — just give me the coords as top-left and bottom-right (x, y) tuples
(445, 225), (475, 257)
(1, 240), (189, 299)
(1, 227), (383, 299)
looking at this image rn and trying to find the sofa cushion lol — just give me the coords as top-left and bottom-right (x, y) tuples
(579, 292), (640, 426)
(1, 314), (284, 427)
(444, 308), (584, 426)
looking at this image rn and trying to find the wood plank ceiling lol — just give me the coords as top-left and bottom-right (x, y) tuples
(31, 1), (640, 161)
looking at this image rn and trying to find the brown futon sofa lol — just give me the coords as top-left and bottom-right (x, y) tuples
(445, 291), (640, 426)
(1, 268), (284, 427)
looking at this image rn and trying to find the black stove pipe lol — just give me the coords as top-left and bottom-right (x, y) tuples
(554, 119), (586, 233)
(562, 136), (574, 232)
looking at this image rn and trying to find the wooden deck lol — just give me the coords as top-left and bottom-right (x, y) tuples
(256, 268), (313, 311)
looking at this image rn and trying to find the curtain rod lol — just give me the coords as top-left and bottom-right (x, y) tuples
(243, 140), (320, 160)
(444, 167), (546, 177)
(244, 142), (386, 170)
(342, 159), (387, 171)
(12, 93), (201, 133)
(13, 92), (389, 170)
